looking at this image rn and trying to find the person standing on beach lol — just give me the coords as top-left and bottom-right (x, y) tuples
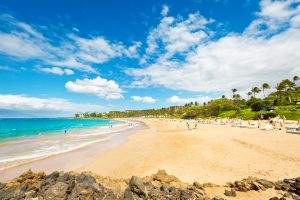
(64, 130), (67, 134)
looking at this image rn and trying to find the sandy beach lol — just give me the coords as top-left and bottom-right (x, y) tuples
(1, 118), (300, 199)
(79, 118), (300, 185)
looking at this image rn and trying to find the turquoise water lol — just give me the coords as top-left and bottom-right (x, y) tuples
(0, 118), (130, 170)
(0, 118), (112, 142)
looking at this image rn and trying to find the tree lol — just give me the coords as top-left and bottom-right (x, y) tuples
(233, 94), (241, 100)
(275, 83), (285, 104)
(231, 88), (237, 99)
(251, 87), (261, 98)
(262, 83), (270, 97)
(293, 75), (299, 83)
(247, 91), (252, 99)
(278, 79), (295, 104)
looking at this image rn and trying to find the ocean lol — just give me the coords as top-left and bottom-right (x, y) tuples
(0, 118), (112, 142)
(0, 118), (127, 170)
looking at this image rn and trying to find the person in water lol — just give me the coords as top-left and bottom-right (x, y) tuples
(64, 130), (67, 134)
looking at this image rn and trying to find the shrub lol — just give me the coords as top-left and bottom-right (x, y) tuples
(218, 110), (237, 118)
(251, 101), (265, 111)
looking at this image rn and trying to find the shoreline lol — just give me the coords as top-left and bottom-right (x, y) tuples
(0, 120), (147, 182)
(0, 119), (129, 171)
(1, 117), (300, 185)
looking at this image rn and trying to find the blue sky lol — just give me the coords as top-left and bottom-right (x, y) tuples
(0, 0), (299, 117)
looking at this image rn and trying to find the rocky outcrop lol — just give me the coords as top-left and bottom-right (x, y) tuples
(226, 176), (274, 192)
(0, 169), (300, 200)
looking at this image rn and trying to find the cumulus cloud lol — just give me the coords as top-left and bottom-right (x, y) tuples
(127, 0), (300, 94)
(71, 35), (141, 64)
(65, 77), (124, 99)
(38, 67), (74, 75)
(0, 94), (104, 112)
(0, 14), (140, 75)
(142, 6), (212, 62)
(131, 96), (156, 104)
(167, 96), (212, 105)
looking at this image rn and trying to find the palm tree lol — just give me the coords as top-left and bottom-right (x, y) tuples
(247, 91), (252, 99)
(231, 88), (237, 99)
(251, 87), (261, 98)
(262, 83), (270, 97)
(293, 75), (299, 83)
(234, 94), (241, 100)
(275, 83), (285, 104)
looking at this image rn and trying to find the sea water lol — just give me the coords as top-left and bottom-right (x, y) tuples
(0, 118), (125, 170)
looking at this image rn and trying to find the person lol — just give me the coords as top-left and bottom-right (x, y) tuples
(64, 130), (67, 134)
(194, 123), (198, 129)
(186, 122), (190, 130)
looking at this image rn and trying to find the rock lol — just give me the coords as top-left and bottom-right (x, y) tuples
(212, 196), (226, 200)
(269, 197), (280, 200)
(228, 177), (275, 192)
(0, 169), (300, 200)
(0, 183), (5, 190)
(42, 182), (69, 200)
(129, 176), (147, 197)
(193, 181), (204, 190)
(152, 169), (179, 184)
(124, 175), (205, 200)
(68, 173), (117, 200)
(224, 189), (236, 197)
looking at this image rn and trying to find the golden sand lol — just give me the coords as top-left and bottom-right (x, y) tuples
(80, 118), (300, 185)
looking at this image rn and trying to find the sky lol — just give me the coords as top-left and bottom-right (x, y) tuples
(0, 0), (299, 117)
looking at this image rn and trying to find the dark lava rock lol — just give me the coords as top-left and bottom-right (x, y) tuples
(123, 175), (205, 200)
(228, 177), (274, 192)
(224, 189), (236, 197)
(1, 169), (300, 200)
(0, 183), (5, 190)
(269, 197), (280, 200)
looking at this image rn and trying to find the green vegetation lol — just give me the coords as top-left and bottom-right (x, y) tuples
(75, 76), (300, 120)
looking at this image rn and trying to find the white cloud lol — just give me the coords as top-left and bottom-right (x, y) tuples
(131, 96), (156, 104)
(71, 36), (141, 65)
(49, 57), (96, 73)
(64, 68), (74, 75)
(65, 77), (124, 99)
(38, 67), (74, 76)
(167, 96), (212, 105)
(161, 5), (169, 16)
(0, 32), (46, 59)
(0, 66), (17, 72)
(0, 94), (104, 112)
(127, 0), (300, 94)
(0, 14), (140, 75)
(142, 8), (212, 62)
(17, 22), (45, 40)
(258, 0), (299, 19)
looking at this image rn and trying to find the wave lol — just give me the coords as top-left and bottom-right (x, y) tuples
(0, 120), (140, 171)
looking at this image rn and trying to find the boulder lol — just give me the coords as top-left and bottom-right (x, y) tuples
(224, 189), (236, 197)
(42, 182), (69, 200)
(152, 169), (179, 184)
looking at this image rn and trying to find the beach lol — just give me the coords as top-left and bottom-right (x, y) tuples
(79, 118), (300, 184)
(1, 118), (300, 199)
(0, 119), (146, 182)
